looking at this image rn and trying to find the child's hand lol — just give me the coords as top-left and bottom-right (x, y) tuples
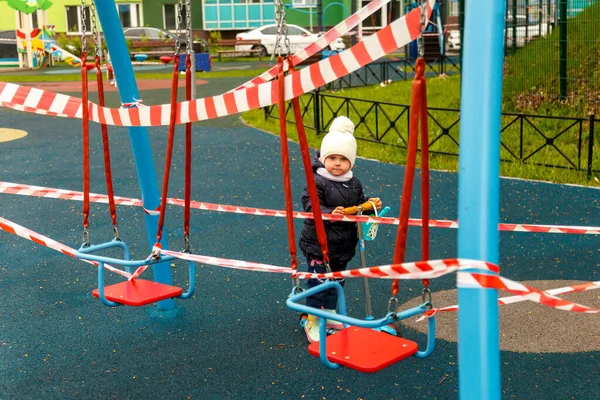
(368, 198), (382, 210)
(332, 206), (345, 216)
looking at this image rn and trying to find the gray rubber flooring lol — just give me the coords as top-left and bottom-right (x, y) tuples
(1, 76), (600, 399)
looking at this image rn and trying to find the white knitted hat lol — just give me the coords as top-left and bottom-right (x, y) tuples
(320, 116), (357, 167)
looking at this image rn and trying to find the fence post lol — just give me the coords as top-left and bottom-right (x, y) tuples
(314, 90), (321, 135)
(559, 0), (568, 100)
(588, 114), (595, 179)
(263, 106), (268, 121)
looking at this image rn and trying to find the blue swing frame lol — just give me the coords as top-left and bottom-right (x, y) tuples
(287, 281), (436, 369)
(76, 240), (196, 307)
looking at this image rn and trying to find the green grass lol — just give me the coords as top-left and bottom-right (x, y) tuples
(242, 73), (600, 187)
(503, 2), (600, 114)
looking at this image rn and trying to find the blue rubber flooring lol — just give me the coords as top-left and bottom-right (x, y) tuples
(1, 77), (600, 399)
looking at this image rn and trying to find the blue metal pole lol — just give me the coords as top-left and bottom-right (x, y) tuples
(94, 0), (175, 309)
(457, 0), (506, 398)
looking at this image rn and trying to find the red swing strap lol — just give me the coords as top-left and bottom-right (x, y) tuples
(91, 3), (119, 239)
(154, 51), (181, 248)
(391, 57), (430, 298)
(81, 47), (90, 245)
(182, 0), (193, 251)
(80, 2), (90, 245)
(276, 56), (300, 279)
(94, 57), (119, 233)
(183, 40), (193, 251)
(287, 56), (331, 269)
(390, 2), (431, 301)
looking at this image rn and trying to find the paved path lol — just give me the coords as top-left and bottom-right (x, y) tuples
(1, 76), (600, 399)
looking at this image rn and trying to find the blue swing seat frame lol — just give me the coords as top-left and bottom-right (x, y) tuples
(287, 281), (436, 370)
(76, 239), (196, 307)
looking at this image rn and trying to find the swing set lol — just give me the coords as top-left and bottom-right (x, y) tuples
(268, 0), (437, 372)
(74, 0), (197, 307)
(66, 0), (438, 372)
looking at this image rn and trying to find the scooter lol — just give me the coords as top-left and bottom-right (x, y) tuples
(357, 204), (398, 336)
(299, 203), (397, 338)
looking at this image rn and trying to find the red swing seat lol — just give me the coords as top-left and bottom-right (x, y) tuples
(92, 279), (183, 306)
(308, 326), (418, 373)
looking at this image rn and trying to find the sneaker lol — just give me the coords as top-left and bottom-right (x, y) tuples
(304, 314), (320, 343)
(324, 309), (345, 330)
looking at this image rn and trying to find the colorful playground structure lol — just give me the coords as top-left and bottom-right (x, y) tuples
(2, 0), (600, 399)
(16, 24), (81, 68)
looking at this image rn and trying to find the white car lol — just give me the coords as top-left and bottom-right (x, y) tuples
(235, 24), (346, 56)
(447, 30), (460, 50)
(444, 15), (551, 51)
(504, 14), (551, 48)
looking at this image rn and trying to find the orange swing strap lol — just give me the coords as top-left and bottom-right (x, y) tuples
(276, 57), (300, 284)
(391, 57), (431, 299)
(287, 57), (332, 270)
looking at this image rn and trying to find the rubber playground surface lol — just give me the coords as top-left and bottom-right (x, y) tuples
(1, 75), (600, 399)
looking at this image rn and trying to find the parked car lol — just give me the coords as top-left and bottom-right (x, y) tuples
(504, 14), (551, 48)
(442, 15), (551, 51)
(235, 24), (346, 56)
(447, 30), (460, 50)
(123, 27), (179, 41)
(0, 30), (18, 59)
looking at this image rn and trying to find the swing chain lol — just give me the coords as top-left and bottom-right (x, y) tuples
(113, 226), (121, 242)
(324, 260), (333, 274)
(82, 227), (90, 247)
(80, 0), (88, 53)
(90, 2), (100, 58)
(422, 286), (433, 308)
(183, 234), (190, 253)
(274, 0), (290, 57)
(185, 0), (192, 54)
(417, 0), (427, 58)
(387, 296), (399, 314)
(175, 0), (183, 54)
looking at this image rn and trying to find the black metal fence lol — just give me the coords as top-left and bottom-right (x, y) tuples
(321, 57), (460, 91)
(265, 91), (600, 177)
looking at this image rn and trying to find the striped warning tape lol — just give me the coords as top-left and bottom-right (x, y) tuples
(424, 279), (600, 316)
(2, 212), (599, 315)
(0, 0), (433, 126)
(2, 180), (600, 235)
(231, 0), (393, 92)
(0, 216), (133, 279)
(159, 247), (600, 314)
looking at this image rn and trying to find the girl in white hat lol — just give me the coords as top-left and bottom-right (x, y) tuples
(299, 116), (381, 343)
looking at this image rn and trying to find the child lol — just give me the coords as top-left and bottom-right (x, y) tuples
(299, 115), (381, 343)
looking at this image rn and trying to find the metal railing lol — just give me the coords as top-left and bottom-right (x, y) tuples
(265, 91), (600, 177)
(321, 56), (461, 91)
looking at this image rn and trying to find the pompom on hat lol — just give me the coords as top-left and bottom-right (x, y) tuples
(319, 116), (357, 167)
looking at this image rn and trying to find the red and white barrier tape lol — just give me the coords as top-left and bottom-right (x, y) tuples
(457, 272), (600, 314)
(0, 1), (432, 126)
(158, 247), (600, 314)
(3, 212), (599, 315)
(231, 0), (393, 92)
(2, 181), (600, 236)
(0, 216), (133, 279)
(426, 279), (600, 316)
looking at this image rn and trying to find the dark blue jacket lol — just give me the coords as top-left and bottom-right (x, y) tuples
(299, 157), (368, 263)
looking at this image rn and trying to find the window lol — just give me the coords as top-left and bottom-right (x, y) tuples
(287, 26), (307, 36)
(123, 27), (144, 39)
(117, 3), (142, 28)
(260, 26), (278, 35)
(65, 6), (92, 33)
(163, 4), (187, 31)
